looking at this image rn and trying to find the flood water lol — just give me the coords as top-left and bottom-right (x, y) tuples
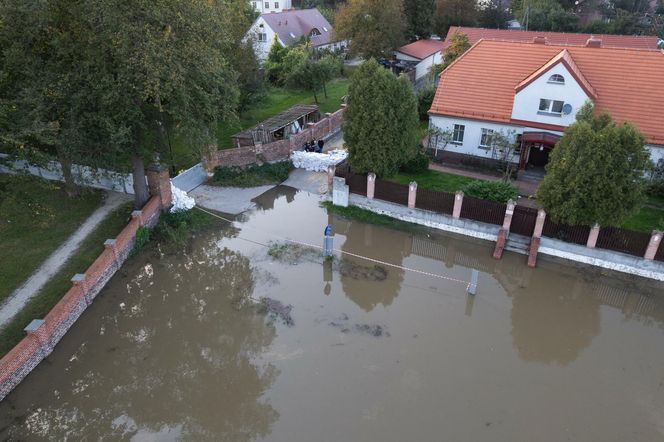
(1, 186), (664, 441)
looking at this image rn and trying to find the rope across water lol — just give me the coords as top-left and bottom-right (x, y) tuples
(195, 206), (473, 290)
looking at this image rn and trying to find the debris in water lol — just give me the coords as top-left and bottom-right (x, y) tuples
(258, 297), (294, 326)
(339, 260), (388, 282)
(327, 314), (389, 337)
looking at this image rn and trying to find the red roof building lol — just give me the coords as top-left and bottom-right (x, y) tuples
(428, 38), (664, 169)
(442, 26), (660, 51)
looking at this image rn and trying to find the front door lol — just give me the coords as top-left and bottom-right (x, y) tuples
(528, 144), (551, 167)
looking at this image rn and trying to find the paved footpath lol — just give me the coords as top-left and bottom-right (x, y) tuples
(0, 191), (131, 328)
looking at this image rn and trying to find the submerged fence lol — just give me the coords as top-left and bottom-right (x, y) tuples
(335, 164), (663, 262)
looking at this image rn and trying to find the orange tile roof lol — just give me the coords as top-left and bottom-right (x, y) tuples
(430, 40), (664, 145)
(443, 26), (660, 51)
(396, 39), (445, 60)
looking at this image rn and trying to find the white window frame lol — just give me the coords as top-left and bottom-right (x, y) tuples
(538, 99), (564, 116)
(264, 1), (269, 8)
(547, 74), (565, 84)
(452, 124), (465, 144)
(274, 1), (279, 8)
(480, 128), (494, 148)
(257, 32), (267, 42)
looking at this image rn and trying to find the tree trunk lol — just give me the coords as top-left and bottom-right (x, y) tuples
(323, 82), (328, 99)
(131, 153), (149, 209)
(313, 89), (319, 104)
(57, 148), (80, 198)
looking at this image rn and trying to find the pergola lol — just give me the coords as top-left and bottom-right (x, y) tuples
(232, 105), (320, 148)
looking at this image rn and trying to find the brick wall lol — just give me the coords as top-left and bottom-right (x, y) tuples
(206, 107), (345, 170)
(0, 195), (164, 402)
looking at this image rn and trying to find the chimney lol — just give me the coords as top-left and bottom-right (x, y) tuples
(586, 37), (602, 48)
(533, 36), (547, 45)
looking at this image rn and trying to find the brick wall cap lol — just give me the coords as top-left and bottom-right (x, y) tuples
(24, 319), (44, 333)
(71, 274), (86, 283)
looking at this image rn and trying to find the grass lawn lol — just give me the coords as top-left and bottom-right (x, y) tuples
(0, 201), (133, 357)
(622, 205), (664, 233)
(389, 169), (480, 193)
(0, 175), (102, 304)
(169, 78), (350, 171)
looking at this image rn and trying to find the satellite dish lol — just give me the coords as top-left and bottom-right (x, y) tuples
(562, 103), (573, 115)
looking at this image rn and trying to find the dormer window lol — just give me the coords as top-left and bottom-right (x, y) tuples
(548, 74), (565, 84)
(310, 28), (321, 36)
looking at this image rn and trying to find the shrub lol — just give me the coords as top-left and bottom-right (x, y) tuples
(212, 161), (294, 187)
(131, 226), (151, 255)
(153, 210), (214, 247)
(400, 149), (429, 174)
(462, 180), (519, 203)
(417, 86), (435, 121)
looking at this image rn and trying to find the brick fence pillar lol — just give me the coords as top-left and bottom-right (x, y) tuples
(104, 239), (120, 268)
(408, 182), (417, 209)
(131, 210), (144, 227)
(533, 209), (546, 238)
(586, 224), (600, 248)
(146, 163), (172, 210)
(502, 200), (516, 231)
(367, 173), (376, 199)
(71, 273), (90, 306)
(644, 230), (663, 260)
(453, 191), (464, 219)
(325, 112), (332, 134)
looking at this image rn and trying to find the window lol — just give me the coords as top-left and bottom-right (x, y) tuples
(452, 124), (465, 144)
(538, 99), (564, 115)
(258, 33), (267, 42)
(480, 128), (494, 147)
(310, 28), (321, 36)
(252, 1), (257, 8)
(274, 1), (279, 8)
(264, 1), (269, 8)
(548, 74), (565, 84)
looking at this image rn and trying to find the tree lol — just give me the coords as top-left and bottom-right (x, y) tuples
(344, 59), (419, 177)
(286, 58), (326, 103)
(404, 0), (435, 39)
(537, 103), (651, 227)
(1, 0), (241, 208)
(434, 0), (478, 36)
(478, 0), (510, 28)
(265, 37), (290, 86)
(334, 0), (407, 59)
(429, 31), (470, 79)
(513, 0), (579, 31)
(486, 129), (518, 181)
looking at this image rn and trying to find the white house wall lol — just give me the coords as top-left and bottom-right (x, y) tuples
(415, 52), (442, 80)
(249, 0), (291, 14)
(429, 116), (524, 163)
(247, 17), (281, 62)
(511, 63), (589, 127)
(648, 144), (664, 165)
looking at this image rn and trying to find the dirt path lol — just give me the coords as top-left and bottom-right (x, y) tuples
(0, 191), (131, 328)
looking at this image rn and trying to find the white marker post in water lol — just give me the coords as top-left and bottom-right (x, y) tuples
(467, 270), (479, 295)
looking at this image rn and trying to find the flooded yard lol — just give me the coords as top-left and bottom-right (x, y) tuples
(1, 186), (663, 441)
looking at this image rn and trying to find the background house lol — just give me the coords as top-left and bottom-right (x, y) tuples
(394, 39), (445, 83)
(442, 26), (661, 52)
(249, 0), (291, 14)
(428, 38), (664, 170)
(247, 8), (345, 62)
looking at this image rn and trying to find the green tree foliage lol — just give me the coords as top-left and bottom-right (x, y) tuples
(265, 37), (291, 86)
(334, 0), (407, 58)
(344, 59), (418, 177)
(404, 0), (435, 39)
(434, 0), (477, 36)
(429, 31), (470, 79)
(478, 0), (510, 28)
(1, 0), (242, 208)
(514, 0), (579, 31)
(538, 103), (651, 227)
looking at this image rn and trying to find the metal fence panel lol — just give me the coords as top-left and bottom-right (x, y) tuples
(374, 179), (409, 206)
(460, 196), (506, 226)
(596, 226), (650, 258)
(415, 187), (455, 215)
(510, 205), (538, 236)
(542, 218), (590, 245)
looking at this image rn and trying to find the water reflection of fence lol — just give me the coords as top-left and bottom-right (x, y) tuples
(334, 164), (663, 263)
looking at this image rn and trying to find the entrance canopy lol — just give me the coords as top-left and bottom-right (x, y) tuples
(521, 131), (561, 145)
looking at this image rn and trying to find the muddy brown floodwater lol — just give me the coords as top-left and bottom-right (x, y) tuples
(1, 186), (664, 441)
